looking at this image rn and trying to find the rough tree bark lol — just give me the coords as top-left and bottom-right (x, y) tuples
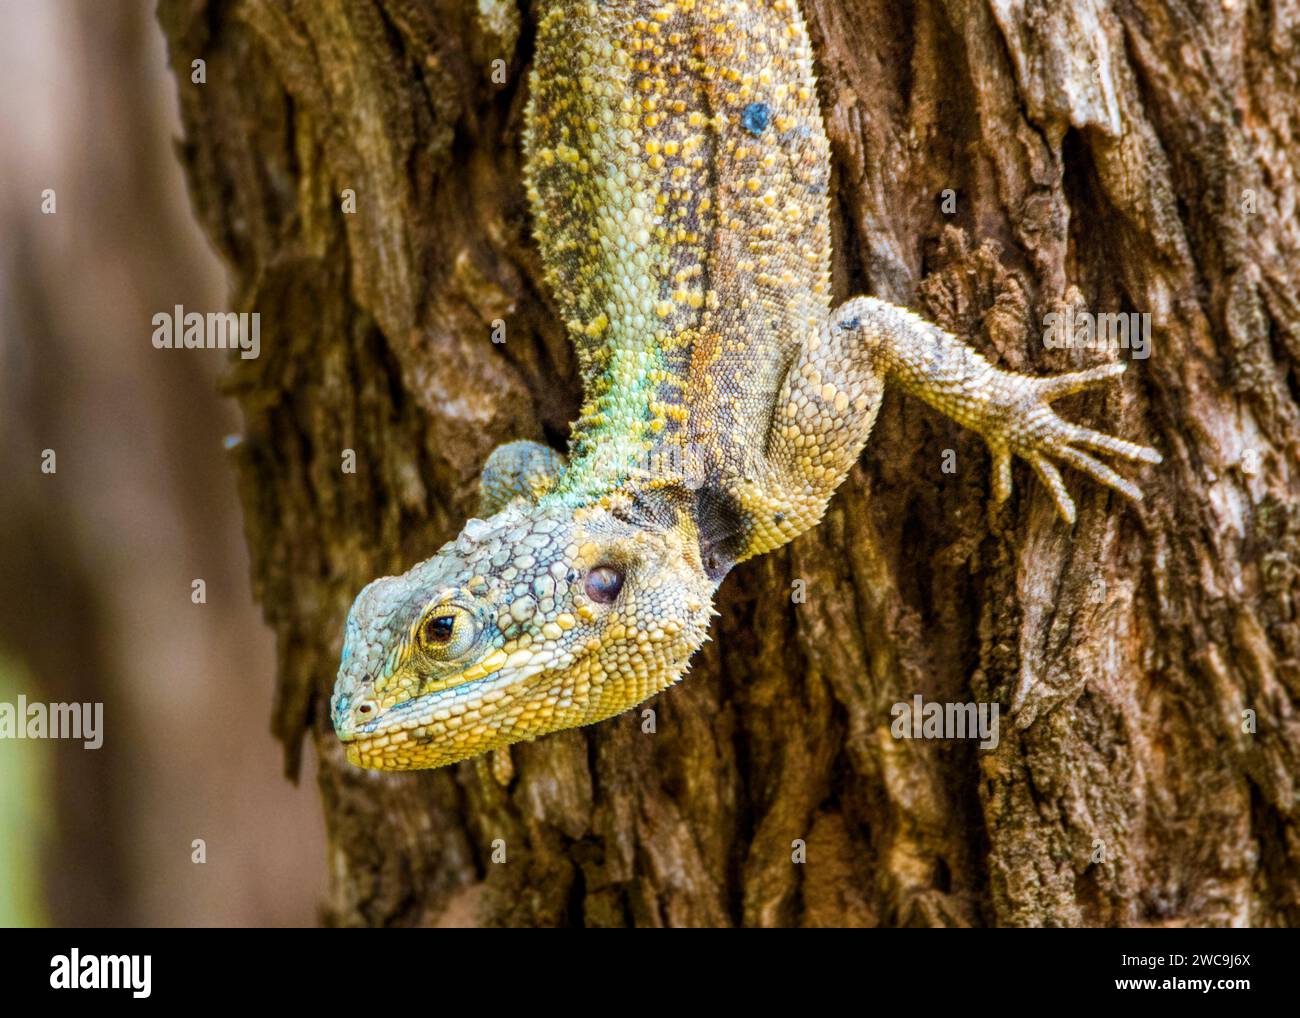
(158, 0), (1299, 927)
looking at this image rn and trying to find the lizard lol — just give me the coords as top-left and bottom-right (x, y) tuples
(330, 0), (1161, 771)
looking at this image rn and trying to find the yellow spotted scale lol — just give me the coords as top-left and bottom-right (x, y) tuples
(331, 0), (1159, 770)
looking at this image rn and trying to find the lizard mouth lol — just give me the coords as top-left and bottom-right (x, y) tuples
(337, 654), (567, 767)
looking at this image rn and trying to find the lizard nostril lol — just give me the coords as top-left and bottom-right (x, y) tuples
(357, 704), (372, 714)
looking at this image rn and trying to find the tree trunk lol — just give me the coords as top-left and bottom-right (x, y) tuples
(158, 0), (1300, 927)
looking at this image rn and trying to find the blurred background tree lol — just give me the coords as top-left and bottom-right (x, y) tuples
(0, 0), (324, 926)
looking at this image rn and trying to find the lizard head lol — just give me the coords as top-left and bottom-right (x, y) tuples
(330, 497), (715, 770)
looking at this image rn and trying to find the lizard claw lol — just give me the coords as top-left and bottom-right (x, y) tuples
(1026, 452), (1077, 524)
(992, 448), (1014, 506)
(1032, 360), (1128, 400)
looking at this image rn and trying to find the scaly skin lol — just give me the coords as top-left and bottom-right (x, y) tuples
(330, 0), (1160, 771)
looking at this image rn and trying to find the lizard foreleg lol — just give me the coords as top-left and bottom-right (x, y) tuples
(479, 439), (567, 515)
(761, 296), (1161, 530)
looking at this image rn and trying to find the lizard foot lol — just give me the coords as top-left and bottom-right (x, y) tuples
(479, 440), (567, 515)
(984, 362), (1161, 524)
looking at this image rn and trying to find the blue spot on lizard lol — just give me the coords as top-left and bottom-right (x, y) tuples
(741, 102), (771, 136)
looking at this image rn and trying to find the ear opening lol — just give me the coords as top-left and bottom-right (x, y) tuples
(692, 484), (746, 581)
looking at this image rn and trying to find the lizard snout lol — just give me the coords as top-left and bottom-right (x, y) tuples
(331, 689), (380, 740)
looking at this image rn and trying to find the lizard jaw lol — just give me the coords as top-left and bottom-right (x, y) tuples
(336, 654), (566, 770)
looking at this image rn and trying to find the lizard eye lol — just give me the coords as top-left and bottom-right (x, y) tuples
(423, 615), (455, 644)
(584, 565), (624, 604)
(416, 606), (476, 656)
